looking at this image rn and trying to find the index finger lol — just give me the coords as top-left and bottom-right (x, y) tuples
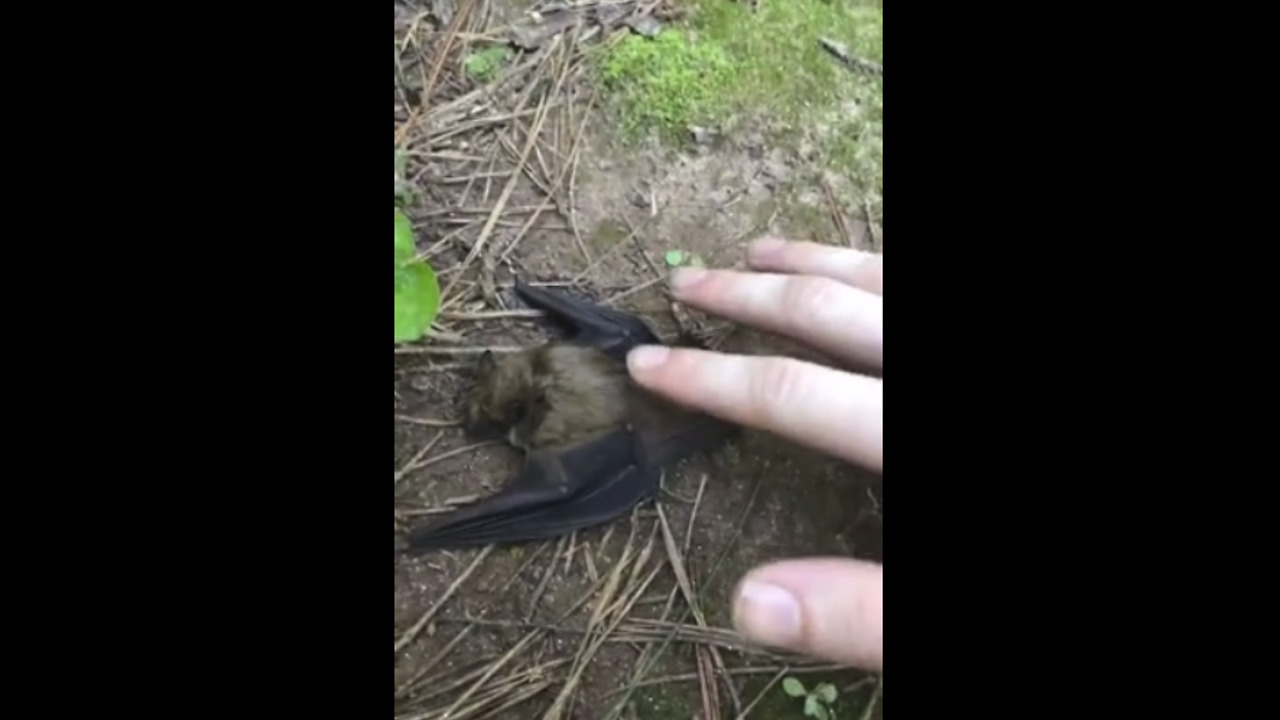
(748, 238), (883, 296)
(627, 345), (883, 471)
(670, 268), (883, 370)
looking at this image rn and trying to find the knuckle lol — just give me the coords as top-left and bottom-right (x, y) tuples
(751, 358), (814, 421)
(781, 276), (843, 324)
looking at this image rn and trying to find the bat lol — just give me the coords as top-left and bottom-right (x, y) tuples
(400, 279), (735, 552)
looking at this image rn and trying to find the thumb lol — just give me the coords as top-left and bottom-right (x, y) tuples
(731, 557), (883, 671)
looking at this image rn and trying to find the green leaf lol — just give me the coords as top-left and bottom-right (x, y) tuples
(805, 695), (832, 720)
(395, 210), (440, 343)
(816, 683), (838, 704)
(395, 261), (440, 343)
(664, 249), (686, 266)
(395, 211), (415, 264)
(782, 677), (806, 698)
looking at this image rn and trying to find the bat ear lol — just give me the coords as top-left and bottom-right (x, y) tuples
(476, 349), (496, 374)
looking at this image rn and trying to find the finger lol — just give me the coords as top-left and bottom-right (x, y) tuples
(748, 238), (883, 296)
(669, 268), (883, 370)
(733, 557), (883, 671)
(627, 346), (882, 471)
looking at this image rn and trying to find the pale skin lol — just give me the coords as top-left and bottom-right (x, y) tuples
(626, 237), (884, 672)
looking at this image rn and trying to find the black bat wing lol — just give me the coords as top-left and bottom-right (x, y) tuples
(404, 462), (662, 549)
(402, 478), (566, 552)
(403, 426), (643, 552)
(513, 279), (660, 362)
(636, 413), (738, 470)
(403, 412), (735, 551)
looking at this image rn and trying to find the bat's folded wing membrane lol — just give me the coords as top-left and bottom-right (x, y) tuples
(513, 279), (659, 360)
(404, 479), (567, 551)
(637, 414), (738, 470)
(406, 464), (661, 547)
(462, 416), (740, 546)
(404, 427), (648, 550)
(405, 416), (737, 550)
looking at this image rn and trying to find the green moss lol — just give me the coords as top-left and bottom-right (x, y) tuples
(591, 0), (883, 196)
(686, 0), (881, 124)
(595, 30), (734, 143)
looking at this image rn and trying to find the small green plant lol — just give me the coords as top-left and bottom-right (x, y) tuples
(464, 45), (511, 82)
(782, 677), (840, 720)
(664, 249), (706, 268)
(395, 210), (440, 343)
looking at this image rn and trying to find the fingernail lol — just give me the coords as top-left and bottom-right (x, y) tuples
(627, 345), (669, 373)
(669, 267), (707, 292)
(734, 580), (802, 647)
(748, 237), (787, 261)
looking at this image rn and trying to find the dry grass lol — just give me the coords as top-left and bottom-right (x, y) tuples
(394, 2), (881, 718)
(394, 465), (849, 720)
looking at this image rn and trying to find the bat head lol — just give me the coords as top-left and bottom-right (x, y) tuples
(464, 349), (539, 440)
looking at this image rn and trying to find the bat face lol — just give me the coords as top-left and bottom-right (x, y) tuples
(463, 350), (537, 440)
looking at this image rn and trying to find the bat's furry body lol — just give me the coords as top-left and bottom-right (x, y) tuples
(464, 344), (632, 451)
(401, 280), (734, 553)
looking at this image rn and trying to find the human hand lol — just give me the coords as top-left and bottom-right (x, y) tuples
(625, 237), (884, 671)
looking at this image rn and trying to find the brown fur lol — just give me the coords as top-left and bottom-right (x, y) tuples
(465, 344), (635, 450)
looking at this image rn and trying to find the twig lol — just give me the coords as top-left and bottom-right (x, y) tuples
(438, 309), (543, 321)
(858, 677), (882, 720)
(494, 38), (580, 267)
(438, 36), (563, 305)
(396, 496), (482, 516)
(445, 570), (612, 720)
(395, 634), (478, 701)
(658, 502), (740, 717)
(439, 620), (542, 718)
(603, 471), (768, 720)
(541, 522), (661, 720)
(399, 440), (501, 480)
(419, 204), (551, 217)
(395, 431), (445, 484)
(395, 415), (460, 427)
(395, 546), (493, 654)
(395, 544), (553, 702)
(563, 90), (598, 267)
(733, 666), (789, 720)
(395, 361), (470, 374)
(394, 345), (524, 355)
(613, 663), (847, 694)
(523, 536), (568, 623)
(604, 276), (664, 305)
(573, 214), (643, 283)
(398, 658), (566, 720)
(818, 36), (884, 76)
(862, 196), (881, 251)
(425, 0), (476, 114)
(821, 175), (852, 248)
(620, 212), (665, 282)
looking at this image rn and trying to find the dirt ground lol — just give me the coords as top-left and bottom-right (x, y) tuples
(395, 2), (882, 718)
